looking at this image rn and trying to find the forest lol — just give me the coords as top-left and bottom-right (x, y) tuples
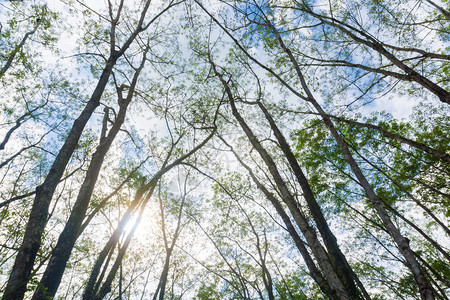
(0, 0), (449, 299)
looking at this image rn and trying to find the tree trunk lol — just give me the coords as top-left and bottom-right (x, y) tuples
(310, 100), (436, 300)
(32, 100), (126, 299)
(82, 181), (151, 300)
(227, 147), (337, 299)
(83, 127), (217, 299)
(257, 101), (369, 300)
(31, 44), (148, 300)
(1, 54), (118, 300)
(211, 61), (352, 299)
(265, 18), (436, 300)
(94, 206), (144, 300)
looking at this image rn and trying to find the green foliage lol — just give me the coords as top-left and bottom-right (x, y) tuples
(0, 1), (448, 299)
(195, 283), (223, 300)
(274, 271), (311, 300)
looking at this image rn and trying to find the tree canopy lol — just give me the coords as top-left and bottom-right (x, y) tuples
(0, 0), (448, 299)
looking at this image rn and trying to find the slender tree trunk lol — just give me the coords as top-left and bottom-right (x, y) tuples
(318, 107), (435, 300)
(211, 61), (351, 299)
(423, 0), (450, 19)
(83, 181), (152, 300)
(2, 0), (171, 295)
(260, 16), (436, 299)
(83, 127), (216, 299)
(257, 101), (370, 300)
(32, 98), (121, 299)
(2, 54), (118, 300)
(187, 159), (336, 298)
(153, 182), (186, 300)
(31, 45), (148, 300)
(152, 248), (174, 300)
(351, 145), (450, 237)
(231, 153), (336, 298)
(94, 206), (144, 300)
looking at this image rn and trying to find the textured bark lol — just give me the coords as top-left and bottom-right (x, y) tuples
(31, 44), (148, 300)
(261, 15), (436, 299)
(2, 0), (175, 297)
(32, 83), (130, 300)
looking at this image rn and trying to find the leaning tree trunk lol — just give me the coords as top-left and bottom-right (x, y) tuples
(83, 126), (217, 299)
(211, 61), (353, 300)
(93, 204), (146, 300)
(31, 48), (148, 300)
(2, 1), (163, 297)
(257, 101), (370, 300)
(266, 19), (436, 300)
(83, 180), (154, 300)
(1, 53), (119, 300)
(187, 159), (337, 298)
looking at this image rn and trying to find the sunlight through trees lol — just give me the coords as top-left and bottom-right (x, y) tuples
(0, 0), (448, 299)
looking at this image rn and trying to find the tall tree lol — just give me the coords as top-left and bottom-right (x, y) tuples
(2, 1), (182, 298)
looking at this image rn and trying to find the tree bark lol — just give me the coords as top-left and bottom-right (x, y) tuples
(2, 0), (167, 296)
(2, 54), (118, 300)
(211, 61), (352, 299)
(262, 15), (437, 299)
(221, 148), (337, 299)
(31, 43), (149, 300)
(257, 100), (370, 300)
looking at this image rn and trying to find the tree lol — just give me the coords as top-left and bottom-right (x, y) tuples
(198, 0), (448, 298)
(2, 0), (183, 298)
(1, 0), (448, 298)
